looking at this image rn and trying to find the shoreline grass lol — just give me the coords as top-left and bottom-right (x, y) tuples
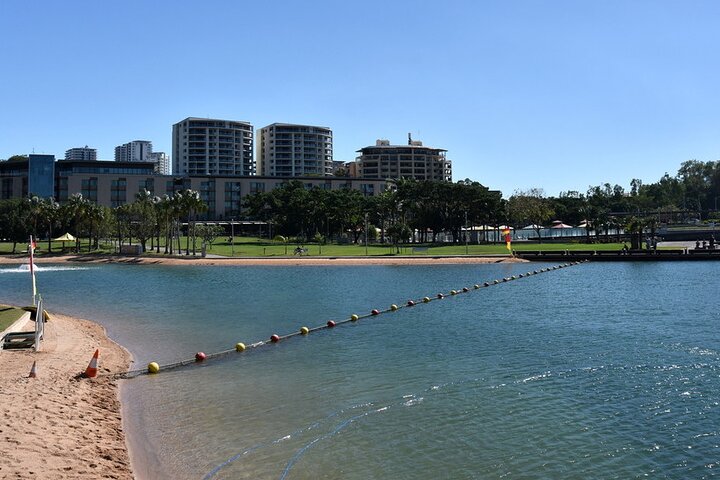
(1, 236), (640, 258)
(0, 305), (25, 332)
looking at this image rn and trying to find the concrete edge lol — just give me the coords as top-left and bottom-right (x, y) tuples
(0, 311), (32, 347)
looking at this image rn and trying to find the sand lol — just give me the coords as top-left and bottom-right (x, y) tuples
(0, 311), (132, 480)
(0, 253), (525, 267)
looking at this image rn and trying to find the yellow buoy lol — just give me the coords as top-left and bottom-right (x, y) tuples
(390, 304), (398, 311)
(147, 362), (160, 374)
(423, 297), (430, 303)
(235, 342), (246, 352)
(300, 326), (310, 335)
(351, 314), (359, 321)
(450, 290), (457, 295)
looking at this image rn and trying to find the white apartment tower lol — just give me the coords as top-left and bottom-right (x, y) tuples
(65, 146), (97, 161)
(148, 152), (170, 175)
(258, 123), (333, 176)
(172, 117), (254, 176)
(115, 140), (153, 162)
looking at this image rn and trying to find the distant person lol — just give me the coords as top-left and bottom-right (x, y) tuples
(702, 240), (708, 249)
(711, 236), (716, 249)
(621, 244), (629, 254)
(696, 240), (701, 249)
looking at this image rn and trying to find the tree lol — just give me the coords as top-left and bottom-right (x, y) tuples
(508, 189), (554, 242)
(62, 194), (91, 253)
(0, 199), (30, 252)
(386, 221), (412, 253)
(194, 223), (224, 252)
(132, 189), (157, 253)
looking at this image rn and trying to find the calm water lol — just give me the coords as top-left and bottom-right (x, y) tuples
(2, 261), (720, 479)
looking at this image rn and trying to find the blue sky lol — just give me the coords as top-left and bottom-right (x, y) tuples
(1, 0), (719, 197)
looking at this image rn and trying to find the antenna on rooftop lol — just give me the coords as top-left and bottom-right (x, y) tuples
(408, 132), (412, 145)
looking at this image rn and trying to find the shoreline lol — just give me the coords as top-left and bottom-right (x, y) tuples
(0, 253), (525, 266)
(0, 309), (133, 479)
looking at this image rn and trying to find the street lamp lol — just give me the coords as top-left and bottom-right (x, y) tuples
(230, 218), (234, 257)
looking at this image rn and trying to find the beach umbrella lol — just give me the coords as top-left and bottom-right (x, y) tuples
(550, 222), (574, 229)
(52, 233), (76, 250)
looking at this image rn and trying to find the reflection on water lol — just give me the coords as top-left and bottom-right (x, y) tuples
(2, 261), (720, 479)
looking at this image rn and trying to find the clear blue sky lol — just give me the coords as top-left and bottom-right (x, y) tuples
(2, 0), (719, 197)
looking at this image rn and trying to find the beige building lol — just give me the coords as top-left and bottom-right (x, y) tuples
(356, 137), (452, 181)
(257, 123), (332, 176)
(0, 158), (389, 219)
(172, 117), (254, 176)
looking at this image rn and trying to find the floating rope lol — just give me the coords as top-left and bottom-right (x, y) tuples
(111, 261), (586, 379)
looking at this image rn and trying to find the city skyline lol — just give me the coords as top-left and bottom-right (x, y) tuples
(2, 1), (720, 197)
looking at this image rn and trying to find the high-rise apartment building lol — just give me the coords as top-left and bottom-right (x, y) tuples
(115, 140), (153, 163)
(257, 123), (333, 176)
(65, 146), (97, 161)
(356, 136), (452, 181)
(172, 117), (254, 176)
(148, 152), (170, 175)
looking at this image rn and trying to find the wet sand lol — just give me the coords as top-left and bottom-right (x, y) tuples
(0, 311), (132, 479)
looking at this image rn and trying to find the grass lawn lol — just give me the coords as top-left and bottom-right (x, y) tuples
(2, 236), (641, 258)
(0, 305), (26, 332)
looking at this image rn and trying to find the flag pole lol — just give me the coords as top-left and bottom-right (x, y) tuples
(29, 235), (37, 305)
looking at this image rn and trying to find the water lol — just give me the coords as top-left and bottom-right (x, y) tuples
(2, 261), (720, 479)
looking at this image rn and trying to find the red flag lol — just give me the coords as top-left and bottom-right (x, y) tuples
(502, 228), (512, 252)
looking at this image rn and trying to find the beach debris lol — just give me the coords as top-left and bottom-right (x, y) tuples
(84, 349), (99, 378)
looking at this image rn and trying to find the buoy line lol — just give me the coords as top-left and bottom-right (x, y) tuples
(111, 261), (587, 379)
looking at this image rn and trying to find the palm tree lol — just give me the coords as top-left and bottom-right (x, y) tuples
(25, 195), (44, 240)
(64, 194), (90, 253)
(170, 191), (187, 255)
(133, 189), (156, 252)
(182, 190), (207, 255)
(40, 198), (59, 253)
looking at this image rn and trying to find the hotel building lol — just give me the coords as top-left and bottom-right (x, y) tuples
(65, 147), (97, 161)
(172, 117), (254, 176)
(114, 140), (153, 163)
(257, 123), (333, 176)
(356, 137), (452, 182)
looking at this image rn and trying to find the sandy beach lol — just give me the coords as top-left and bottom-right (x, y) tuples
(0, 253), (524, 267)
(0, 311), (132, 479)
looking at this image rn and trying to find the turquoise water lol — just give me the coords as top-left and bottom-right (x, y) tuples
(2, 261), (720, 479)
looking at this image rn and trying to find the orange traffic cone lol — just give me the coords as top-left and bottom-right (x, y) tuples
(28, 361), (37, 378)
(84, 349), (99, 378)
